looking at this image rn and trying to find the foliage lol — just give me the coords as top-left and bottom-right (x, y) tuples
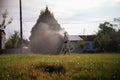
(95, 22), (120, 52)
(6, 31), (20, 48)
(0, 10), (13, 29)
(95, 33), (112, 51)
(0, 53), (120, 80)
(98, 22), (115, 34)
(77, 40), (85, 49)
(68, 41), (74, 52)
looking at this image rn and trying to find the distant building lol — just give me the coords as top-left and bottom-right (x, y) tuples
(68, 35), (83, 53)
(0, 30), (6, 52)
(68, 35), (97, 53)
(80, 35), (96, 52)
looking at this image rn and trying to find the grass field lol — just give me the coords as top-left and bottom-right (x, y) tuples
(0, 53), (120, 80)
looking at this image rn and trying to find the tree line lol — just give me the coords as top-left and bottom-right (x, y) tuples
(95, 22), (120, 52)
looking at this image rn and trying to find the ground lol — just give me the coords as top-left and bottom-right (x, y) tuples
(0, 53), (120, 80)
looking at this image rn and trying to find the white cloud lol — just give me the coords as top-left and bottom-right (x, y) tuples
(44, 0), (106, 18)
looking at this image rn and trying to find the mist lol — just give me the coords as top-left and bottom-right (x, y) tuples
(29, 7), (65, 54)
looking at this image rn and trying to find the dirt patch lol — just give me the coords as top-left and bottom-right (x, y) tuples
(34, 64), (66, 74)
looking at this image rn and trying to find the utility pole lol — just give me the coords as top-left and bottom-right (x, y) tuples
(19, 0), (23, 51)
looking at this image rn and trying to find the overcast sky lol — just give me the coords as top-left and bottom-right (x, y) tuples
(0, 0), (120, 39)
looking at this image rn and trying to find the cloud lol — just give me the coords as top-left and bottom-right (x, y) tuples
(57, 0), (120, 24)
(45, 0), (106, 17)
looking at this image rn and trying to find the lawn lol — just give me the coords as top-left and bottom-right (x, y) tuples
(0, 53), (120, 80)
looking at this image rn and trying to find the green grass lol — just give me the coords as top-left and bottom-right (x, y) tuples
(0, 53), (120, 80)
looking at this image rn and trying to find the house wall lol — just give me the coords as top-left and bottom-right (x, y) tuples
(84, 41), (96, 52)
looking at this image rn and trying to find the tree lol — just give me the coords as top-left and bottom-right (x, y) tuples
(78, 40), (85, 50)
(0, 10), (13, 52)
(95, 22), (120, 52)
(95, 33), (112, 51)
(6, 31), (20, 49)
(98, 22), (115, 34)
(0, 10), (13, 29)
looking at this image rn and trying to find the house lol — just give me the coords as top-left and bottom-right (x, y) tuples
(64, 35), (96, 53)
(0, 29), (6, 52)
(68, 35), (83, 53)
(80, 35), (97, 52)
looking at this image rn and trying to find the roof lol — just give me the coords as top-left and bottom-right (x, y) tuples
(80, 35), (96, 41)
(68, 35), (83, 41)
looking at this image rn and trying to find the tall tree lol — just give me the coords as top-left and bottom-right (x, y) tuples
(95, 22), (120, 52)
(0, 10), (13, 52)
(98, 22), (115, 34)
(0, 10), (13, 29)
